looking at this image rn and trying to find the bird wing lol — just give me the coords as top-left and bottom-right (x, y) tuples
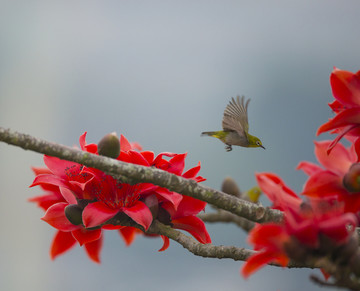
(222, 96), (250, 136)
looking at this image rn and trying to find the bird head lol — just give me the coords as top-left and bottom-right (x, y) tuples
(248, 135), (265, 149)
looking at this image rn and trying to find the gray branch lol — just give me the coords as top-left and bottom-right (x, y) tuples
(198, 210), (255, 232)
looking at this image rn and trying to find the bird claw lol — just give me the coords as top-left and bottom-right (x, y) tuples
(225, 145), (232, 152)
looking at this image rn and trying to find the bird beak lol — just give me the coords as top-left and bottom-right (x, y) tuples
(260, 145), (265, 150)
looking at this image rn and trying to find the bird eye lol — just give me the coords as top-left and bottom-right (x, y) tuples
(256, 141), (260, 145)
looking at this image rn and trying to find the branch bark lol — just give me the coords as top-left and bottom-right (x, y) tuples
(198, 211), (255, 232)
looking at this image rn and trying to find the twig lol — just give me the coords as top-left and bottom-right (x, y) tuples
(0, 127), (283, 224)
(198, 210), (255, 232)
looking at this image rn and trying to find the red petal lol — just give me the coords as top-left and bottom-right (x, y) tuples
(302, 171), (345, 197)
(72, 228), (102, 246)
(318, 213), (357, 244)
(79, 132), (98, 153)
(314, 141), (353, 175)
(28, 192), (65, 211)
(172, 195), (206, 218)
(50, 230), (76, 260)
(120, 134), (132, 151)
(119, 227), (139, 246)
(59, 187), (77, 204)
(241, 251), (289, 279)
(248, 223), (287, 247)
(79, 132), (88, 150)
(255, 173), (301, 210)
(172, 216), (211, 244)
(330, 68), (360, 107)
(31, 167), (52, 175)
(140, 151), (155, 164)
(84, 236), (103, 263)
(82, 201), (119, 228)
(296, 161), (322, 176)
(158, 235), (170, 251)
(30, 174), (68, 189)
(122, 201), (153, 230)
(167, 153), (187, 175)
(44, 155), (82, 179)
(317, 108), (360, 135)
(155, 188), (183, 210)
(182, 161), (201, 179)
(128, 150), (150, 166)
(41, 202), (79, 231)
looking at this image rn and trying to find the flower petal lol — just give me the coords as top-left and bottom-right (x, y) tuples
(314, 141), (353, 175)
(317, 108), (360, 135)
(79, 132), (98, 153)
(30, 174), (68, 189)
(42, 202), (79, 231)
(330, 68), (360, 107)
(140, 151), (155, 164)
(172, 216), (211, 244)
(72, 228), (102, 246)
(241, 251), (289, 279)
(155, 188), (183, 210)
(50, 230), (76, 260)
(44, 155), (82, 179)
(122, 201), (153, 230)
(172, 196), (206, 218)
(120, 134), (132, 151)
(167, 153), (187, 175)
(158, 235), (170, 252)
(255, 173), (302, 210)
(182, 161), (201, 179)
(296, 161), (322, 176)
(84, 236), (103, 263)
(28, 192), (65, 211)
(59, 187), (77, 204)
(301, 171), (345, 197)
(119, 227), (139, 246)
(82, 202), (119, 228)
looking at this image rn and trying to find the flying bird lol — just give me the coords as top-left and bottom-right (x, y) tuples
(201, 96), (265, 151)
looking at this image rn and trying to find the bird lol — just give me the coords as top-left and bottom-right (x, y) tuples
(201, 96), (265, 151)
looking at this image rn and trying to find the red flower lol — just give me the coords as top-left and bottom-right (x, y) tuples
(242, 172), (358, 278)
(30, 132), (210, 261)
(297, 140), (360, 213)
(29, 169), (103, 262)
(317, 68), (360, 152)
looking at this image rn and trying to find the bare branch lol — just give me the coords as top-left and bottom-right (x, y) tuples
(0, 127), (283, 224)
(198, 210), (255, 232)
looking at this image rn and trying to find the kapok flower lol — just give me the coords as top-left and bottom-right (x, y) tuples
(30, 132), (210, 261)
(317, 67), (360, 152)
(29, 167), (104, 262)
(242, 172), (358, 278)
(297, 139), (360, 213)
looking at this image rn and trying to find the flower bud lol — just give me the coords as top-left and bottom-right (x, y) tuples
(97, 132), (121, 159)
(343, 163), (360, 193)
(65, 204), (83, 226)
(221, 177), (241, 198)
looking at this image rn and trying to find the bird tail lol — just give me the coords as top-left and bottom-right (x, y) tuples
(201, 131), (218, 137)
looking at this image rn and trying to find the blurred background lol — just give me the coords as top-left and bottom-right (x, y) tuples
(1, 1), (360, 290)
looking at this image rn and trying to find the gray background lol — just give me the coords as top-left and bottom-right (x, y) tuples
(1, 1), (359, 290)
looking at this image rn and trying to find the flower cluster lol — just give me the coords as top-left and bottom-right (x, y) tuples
(243, 68), (360, 280)
(30, 132), (211, 262)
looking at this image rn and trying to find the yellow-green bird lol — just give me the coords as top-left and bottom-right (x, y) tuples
(201, 96), (265, 151)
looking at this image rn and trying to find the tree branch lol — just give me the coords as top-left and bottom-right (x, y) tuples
(198, 211), (255, 232)
(0, 127), (283, 224)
